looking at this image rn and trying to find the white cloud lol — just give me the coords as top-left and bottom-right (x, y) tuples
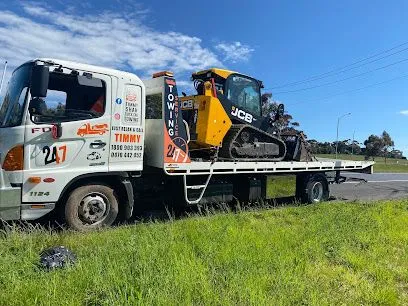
(400, 110), (408, 115)
(175, 80), (192, 87)
(215, 41), (254, 63)
(175, 80), (195, 94)
(0, 3), (250, 80)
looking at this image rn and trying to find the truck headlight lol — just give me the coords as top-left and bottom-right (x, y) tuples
(2, 145), (24, 171)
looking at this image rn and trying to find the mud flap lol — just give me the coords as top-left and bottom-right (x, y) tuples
(122, 180), (134, 219)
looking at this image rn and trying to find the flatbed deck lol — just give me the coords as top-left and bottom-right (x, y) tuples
(164, 159), (375, 176)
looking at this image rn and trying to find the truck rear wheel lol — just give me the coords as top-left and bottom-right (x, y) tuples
(304, 174), (329, 203)
(296, 174), (329, 204)
(64, 184), (118, 231)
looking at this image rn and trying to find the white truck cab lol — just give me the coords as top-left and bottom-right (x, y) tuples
(0, 59), (145, 228)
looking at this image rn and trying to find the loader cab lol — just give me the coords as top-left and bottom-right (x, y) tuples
(192, 69), (263, 117)
(225, 74), (262, 117)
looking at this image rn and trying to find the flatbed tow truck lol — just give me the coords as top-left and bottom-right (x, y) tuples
(0, 59), (374, 230)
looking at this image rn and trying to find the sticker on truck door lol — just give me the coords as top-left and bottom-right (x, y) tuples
(77, 123), (109, 136)
(43, 144), (67, 165)
(32, 142), (80, 168)
(109, 84), (144, 164)
(124, 85), (142, 125)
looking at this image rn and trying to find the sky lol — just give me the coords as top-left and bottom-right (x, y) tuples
(0, 0), (407, 154)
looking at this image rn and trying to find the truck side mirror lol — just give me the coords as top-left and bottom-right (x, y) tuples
(30, 65), (49, 98)
(28, 97), (47, 116)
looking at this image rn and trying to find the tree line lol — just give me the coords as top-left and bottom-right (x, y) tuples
(261, 94), (406, 161)
(308, 131), (406, 160)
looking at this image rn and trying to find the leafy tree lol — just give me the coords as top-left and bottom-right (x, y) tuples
(334, 139), (351, 154)
(381, 131), (394, 163)
(308, 132), (402, 160)
(309, 139), (363, 155)
(389, 149), (404, 159)
(364, 134), (383, 160)
(363, 131), (395, 162)
(350, 140), (362, 155)
(261, 93), (302, 135)
(308, 140), (333, 154)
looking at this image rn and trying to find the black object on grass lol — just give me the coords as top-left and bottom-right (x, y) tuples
(39, 246), (76, 270)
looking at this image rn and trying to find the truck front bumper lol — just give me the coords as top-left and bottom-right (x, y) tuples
(0, 169), (21, 221)
(0, 169), (55, 221)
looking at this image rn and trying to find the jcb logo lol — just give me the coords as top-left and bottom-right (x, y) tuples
(231, 106), (255, 123)
(181, 99), (194, 109)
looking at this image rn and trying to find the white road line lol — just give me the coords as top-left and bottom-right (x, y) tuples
(344, 180), (408, 184)
(369, 180), (408, 183)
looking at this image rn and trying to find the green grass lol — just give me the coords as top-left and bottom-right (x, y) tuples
(317, 154), (408, 173)
(266, 175), (296, 198)
(2, 200), (408, 305)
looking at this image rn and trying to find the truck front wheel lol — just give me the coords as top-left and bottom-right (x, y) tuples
(64, 184), (118, 231)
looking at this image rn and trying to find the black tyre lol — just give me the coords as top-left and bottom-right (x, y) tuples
(64, 184), (118, 231)
(304, 174), (329, 204)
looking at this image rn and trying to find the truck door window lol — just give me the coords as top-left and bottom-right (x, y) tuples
(42, 90), (67, 116)
(33, 71), (106, 123)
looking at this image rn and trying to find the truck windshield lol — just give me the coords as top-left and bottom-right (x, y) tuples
(0, 64), (30, 128)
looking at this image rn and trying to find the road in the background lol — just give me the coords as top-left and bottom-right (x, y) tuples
(330, 173), (408, 201)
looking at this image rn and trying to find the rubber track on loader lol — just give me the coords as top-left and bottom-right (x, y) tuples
(219, 124), (286, 161)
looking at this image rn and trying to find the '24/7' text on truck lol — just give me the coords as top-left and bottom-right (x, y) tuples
(0, 59), (373, 230)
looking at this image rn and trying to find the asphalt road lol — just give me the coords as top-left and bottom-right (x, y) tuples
(330, 173), (408, 201)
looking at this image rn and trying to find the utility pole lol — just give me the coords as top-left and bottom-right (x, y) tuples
(0, 61), (8, 97)
(351, 130), (355, 155)
(335, 112), (351, 159)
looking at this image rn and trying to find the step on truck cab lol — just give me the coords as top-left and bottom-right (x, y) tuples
(0, 59), (374, 230)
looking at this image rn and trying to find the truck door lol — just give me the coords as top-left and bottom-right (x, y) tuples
(108, 81), (144, 172)
(22, 69), (112, 204)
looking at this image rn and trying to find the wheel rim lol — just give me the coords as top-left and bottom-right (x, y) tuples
(78, 192), (110, 225)
(311, 182), (324, 202)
